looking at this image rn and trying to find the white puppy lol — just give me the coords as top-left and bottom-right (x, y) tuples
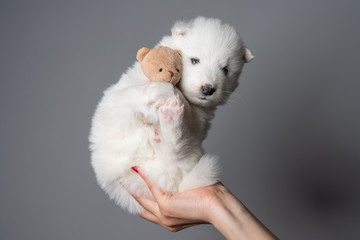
(89, 17), (253, 214)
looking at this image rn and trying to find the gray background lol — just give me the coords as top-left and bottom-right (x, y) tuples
(1, 0), (359, 239)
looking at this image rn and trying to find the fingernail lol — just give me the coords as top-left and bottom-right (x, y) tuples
(131, 166), (139, 173)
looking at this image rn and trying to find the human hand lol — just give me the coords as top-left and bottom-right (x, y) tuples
(128, 166), (278, 240)
(128, 166), (228, 232)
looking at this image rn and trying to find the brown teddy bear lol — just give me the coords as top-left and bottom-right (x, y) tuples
(136, 46), (182, 85)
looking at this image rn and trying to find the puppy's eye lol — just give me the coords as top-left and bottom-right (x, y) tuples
(222, 67), (229, 75)
(176, 68), (180, 73)
(159, 68), (163, 72)
(191, 58), (200, 65)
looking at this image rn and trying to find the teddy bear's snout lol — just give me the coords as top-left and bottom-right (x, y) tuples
(168, 71), (174, 78)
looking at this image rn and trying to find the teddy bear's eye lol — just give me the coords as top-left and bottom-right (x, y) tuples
(159, 68), (163, 72)
(176, 68), (180, 73)
(222, 67), (229, 75)
(191, 58), (200, 65)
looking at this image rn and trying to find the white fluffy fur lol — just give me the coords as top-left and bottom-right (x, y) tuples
(89, 17), (253, 214)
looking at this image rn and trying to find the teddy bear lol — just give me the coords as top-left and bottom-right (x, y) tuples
(136, 46), (183, 125)
(136, 46), (182, 85)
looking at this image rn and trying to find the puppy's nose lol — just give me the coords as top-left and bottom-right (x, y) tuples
(201, 85), (216, 96)
(168, 71), (174, 78)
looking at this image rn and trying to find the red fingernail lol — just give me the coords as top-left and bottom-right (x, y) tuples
(131, 166), (139, 173)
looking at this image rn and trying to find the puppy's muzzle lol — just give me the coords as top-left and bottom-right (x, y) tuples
(201, 84), (216, 96)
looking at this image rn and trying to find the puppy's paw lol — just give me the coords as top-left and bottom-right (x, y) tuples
(146, 82), (175, 108)
(159, 96), (184, 124)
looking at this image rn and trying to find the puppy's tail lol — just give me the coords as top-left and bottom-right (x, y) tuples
(178, 154), (220, 192)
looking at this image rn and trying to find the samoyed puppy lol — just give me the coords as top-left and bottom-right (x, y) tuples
(89, 16), (253, 214)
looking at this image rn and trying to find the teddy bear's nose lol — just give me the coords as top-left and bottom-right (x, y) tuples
(168, 71), (174, 78)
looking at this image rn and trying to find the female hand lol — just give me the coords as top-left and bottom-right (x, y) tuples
(128, 167), (278, 240)
(128, 166), (228, 232)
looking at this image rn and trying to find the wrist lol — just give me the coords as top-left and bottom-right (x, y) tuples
(204, 186), (246, 239)
(206, 186), (278, 240)
(209, 198), (246, 240)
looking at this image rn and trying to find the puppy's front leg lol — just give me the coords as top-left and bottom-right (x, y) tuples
(156, 95), (188, 160)
(140, 82), (176, 124)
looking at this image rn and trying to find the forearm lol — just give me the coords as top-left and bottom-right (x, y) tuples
(208, 191), (278, 240)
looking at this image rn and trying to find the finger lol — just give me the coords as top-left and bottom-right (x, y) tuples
(163, 218), (208, 227)
(166, 223), (200, 232)
(122, 180), (160, 216)
(132, 166), (165, 202)
(139, 210), (160, 224)
(141, 210), (207, 228)
(131, 194), (159, 216)
(141, 211), (200, 232)
(140, 210), (191, 228)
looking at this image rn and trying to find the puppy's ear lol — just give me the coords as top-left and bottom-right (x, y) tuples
(171, 21), (192, 36)
(243, 47), (254, 63)
(136, 47), (151, 62)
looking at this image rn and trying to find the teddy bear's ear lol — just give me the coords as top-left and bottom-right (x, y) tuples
(243, 47), (254, 63)
(136, 47), (151, 62)
(175, 50), (182, 57)
(171, 21), (192, 36)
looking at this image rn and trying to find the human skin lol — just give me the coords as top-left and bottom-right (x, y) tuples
(129, 167), (278, 240)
